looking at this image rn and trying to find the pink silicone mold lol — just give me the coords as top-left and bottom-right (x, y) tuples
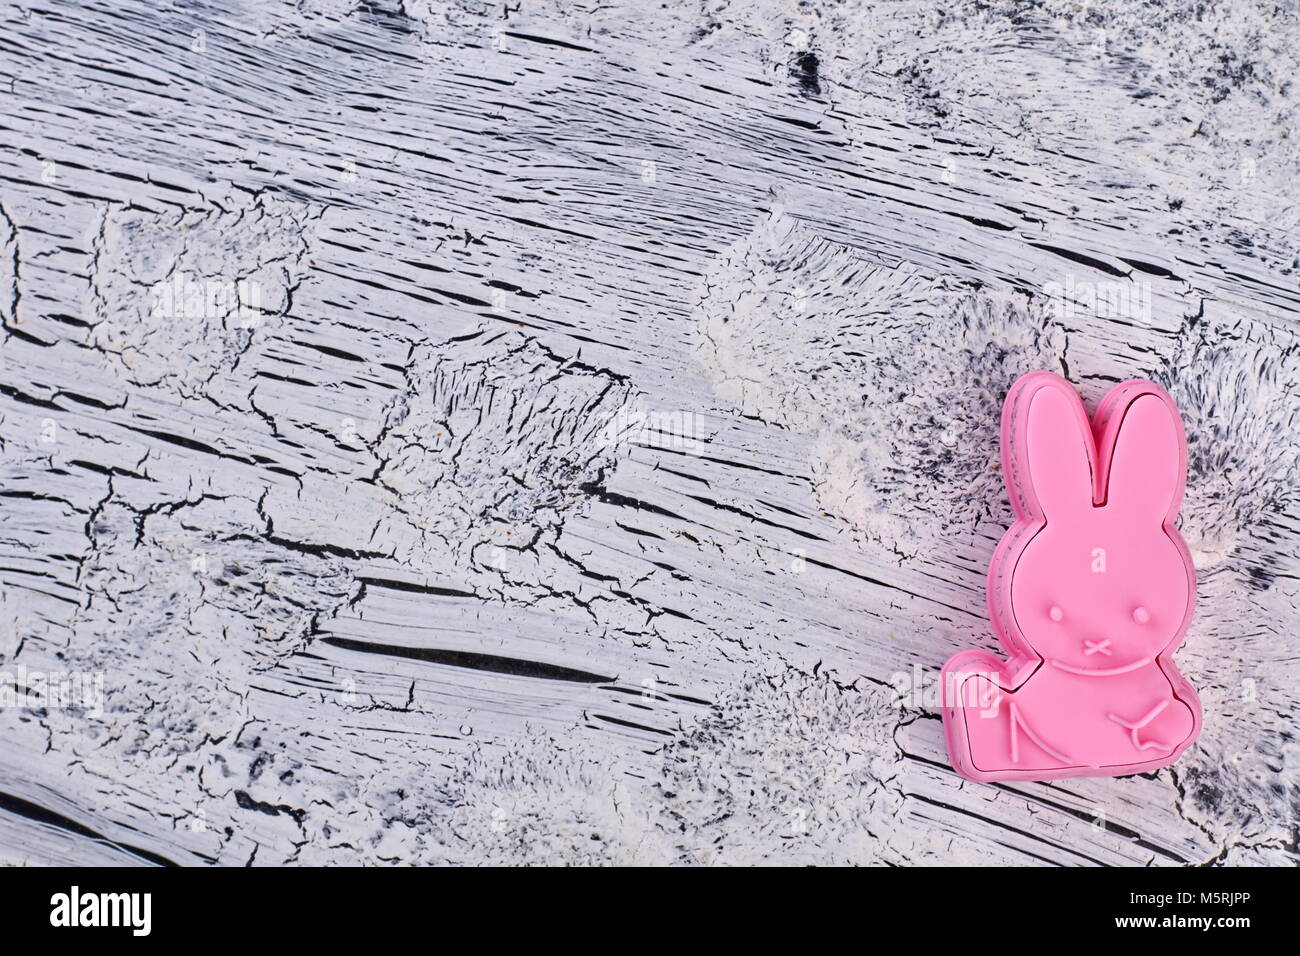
(940, 371), (1202, 783)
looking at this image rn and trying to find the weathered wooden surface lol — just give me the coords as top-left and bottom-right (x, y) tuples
(0, 0), (1296, 866)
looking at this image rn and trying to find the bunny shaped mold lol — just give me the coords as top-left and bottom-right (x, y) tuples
(941, 371), (1202, 782)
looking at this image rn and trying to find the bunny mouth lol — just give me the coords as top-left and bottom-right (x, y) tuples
(1083, 639), (1112, 656)
(1049, 657), (1152, 677)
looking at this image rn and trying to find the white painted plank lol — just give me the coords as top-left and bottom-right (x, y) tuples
(0, 0), (1295, 865)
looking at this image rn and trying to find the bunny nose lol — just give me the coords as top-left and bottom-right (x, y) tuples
(1083, 639), (1112, 656)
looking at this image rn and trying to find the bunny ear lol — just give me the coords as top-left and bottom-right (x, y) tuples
(1099, 386), (1185, 520)
(1006, 373), (1096, 517)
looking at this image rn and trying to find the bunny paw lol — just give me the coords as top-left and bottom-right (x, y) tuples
(1108, 700), (1192, 754)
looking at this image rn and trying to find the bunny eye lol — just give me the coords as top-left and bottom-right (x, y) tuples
(1132, 606), (1151, 624)
(1048, 605), (1064, 622)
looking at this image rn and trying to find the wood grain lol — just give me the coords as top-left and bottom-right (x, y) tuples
(0, 0), (1295, 865)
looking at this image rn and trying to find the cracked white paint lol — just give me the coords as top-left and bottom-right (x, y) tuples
(88, 197), (318, 398)
(697, 211), (1069, 558)
(0, 0), (1295, 866)
(372, 329), (633, 566)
